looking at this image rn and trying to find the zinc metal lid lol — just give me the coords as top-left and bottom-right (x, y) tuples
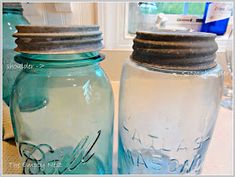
(131, 31), (218, 71)
(13, 25), (103, 54)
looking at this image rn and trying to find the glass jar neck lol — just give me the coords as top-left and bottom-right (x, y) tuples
(15, 52), (104, 70)
(3, 8), (23, 15)
(130, 58), (223, 76)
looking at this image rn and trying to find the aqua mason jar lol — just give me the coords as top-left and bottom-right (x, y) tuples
(118, 32), (224, 174)
(3, 3), (29, 106)
(10, 26), (114, 174)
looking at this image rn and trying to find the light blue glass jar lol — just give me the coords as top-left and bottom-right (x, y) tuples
(3, 3), (29, 105)
(118, 31), (223, 174)
(10, 26), (114, 174)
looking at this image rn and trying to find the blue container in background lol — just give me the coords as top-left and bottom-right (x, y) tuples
(200, 2), (232, 35)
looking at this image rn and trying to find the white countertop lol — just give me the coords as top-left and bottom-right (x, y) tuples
(111, 81), (233, 175)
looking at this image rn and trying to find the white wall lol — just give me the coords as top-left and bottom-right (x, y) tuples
(22, 3), (97, 25)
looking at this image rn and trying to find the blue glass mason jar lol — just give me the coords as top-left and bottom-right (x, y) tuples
(118, 32), (223, 174)
(3, 3), (29, 105)
(10, 26), (114, 174)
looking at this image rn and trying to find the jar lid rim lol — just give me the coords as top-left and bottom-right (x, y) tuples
(131, 31), (218, 71)
(136, 31), (217, 38)
(15, 25), (100, 30)
(14, 25), (103, 54)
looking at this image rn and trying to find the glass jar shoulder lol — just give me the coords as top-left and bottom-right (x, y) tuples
(13, 64), (113, 94)
(122, 58), (223, 80)
(11, 63), (113, 113)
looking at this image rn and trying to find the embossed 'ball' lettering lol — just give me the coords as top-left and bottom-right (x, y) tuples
(19, 130), (101, 174)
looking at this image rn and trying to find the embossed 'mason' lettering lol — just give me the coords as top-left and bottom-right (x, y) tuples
(137, 153), (148, 168)
(121, 119), (211, 174)
(123, 149), (203, 174)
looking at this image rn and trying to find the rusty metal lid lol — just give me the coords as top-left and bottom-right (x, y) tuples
(131, 31), (218, 71)
(13, 25), (103, 54)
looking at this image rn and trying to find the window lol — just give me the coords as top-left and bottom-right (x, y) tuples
(138, 2), (205, 16)
(97, 2), (232, 50)
(128, 2), (206, 34)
